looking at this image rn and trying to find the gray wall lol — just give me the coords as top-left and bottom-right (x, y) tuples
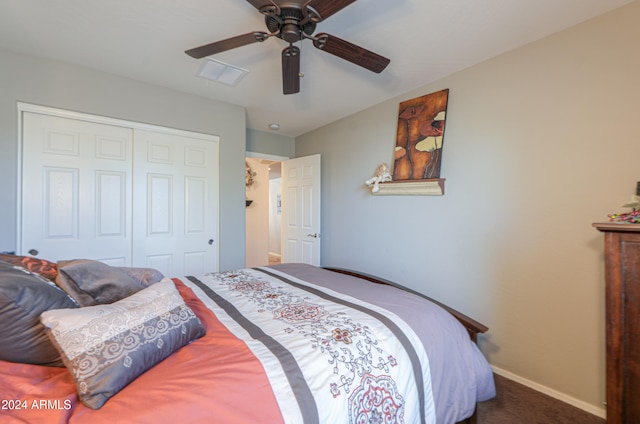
(0, 48), (247, 270)
(246, 128), (295, 158)
(295, 2), (640, 415)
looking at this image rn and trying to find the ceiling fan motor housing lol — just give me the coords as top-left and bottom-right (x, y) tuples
(265, 6), (316, 43)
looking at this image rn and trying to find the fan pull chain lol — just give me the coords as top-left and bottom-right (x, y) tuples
(297, 41), (305, 78)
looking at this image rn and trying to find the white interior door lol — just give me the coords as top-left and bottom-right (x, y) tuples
(21, 112), (133, 266)
(132, 129), (219, 276)
(281, 154), (321, 265)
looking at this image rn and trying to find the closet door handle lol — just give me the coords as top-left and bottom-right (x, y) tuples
(208, 239), (214, 245)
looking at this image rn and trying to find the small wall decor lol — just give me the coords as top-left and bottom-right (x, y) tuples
(245, 161), (257, 187)
(365, 163), (392, 193)
(393, 88), (449, 181)
(245, 161), (257, 207)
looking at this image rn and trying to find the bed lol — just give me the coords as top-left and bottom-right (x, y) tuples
(0, 256), (495, 424)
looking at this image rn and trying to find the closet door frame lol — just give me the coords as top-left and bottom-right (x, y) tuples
(16, 102), (220, 272)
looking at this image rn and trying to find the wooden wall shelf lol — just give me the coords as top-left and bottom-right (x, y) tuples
(372, 178), (445, 196)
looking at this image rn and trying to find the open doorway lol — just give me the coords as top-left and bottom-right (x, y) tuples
(246, 153), (322, 267)
(267, 164), (282, 265)
(245, 153), (287, 267)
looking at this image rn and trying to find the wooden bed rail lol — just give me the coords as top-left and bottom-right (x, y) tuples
(323, 267), (488, 343)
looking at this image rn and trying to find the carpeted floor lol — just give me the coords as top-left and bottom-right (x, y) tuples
(476, 374), (605, 424)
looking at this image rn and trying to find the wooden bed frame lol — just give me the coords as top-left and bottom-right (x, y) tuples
(324, 267), (489, 424)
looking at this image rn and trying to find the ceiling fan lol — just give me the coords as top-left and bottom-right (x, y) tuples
(185, 0), (390, 95)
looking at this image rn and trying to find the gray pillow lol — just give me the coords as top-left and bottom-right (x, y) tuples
(0, 260), (78, 366)
(40, 279), (205, 409)
(55, 259), (145, 306)
(116, 266), (164, 288)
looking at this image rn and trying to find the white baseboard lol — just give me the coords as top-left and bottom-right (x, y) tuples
(490, 366), (606, 419)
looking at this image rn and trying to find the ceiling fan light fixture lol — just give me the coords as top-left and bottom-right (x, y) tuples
(186, 0), (388, 94)
(197, 58), (249, 86)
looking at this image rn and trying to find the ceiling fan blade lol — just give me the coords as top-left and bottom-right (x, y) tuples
(246, 0), (272, 9)
(312, 33), (390, 73)
(282, 45), (301, 95)
(185, 32), (269, 59)
(305, 0), (356, 21)
(246, 0), (280, 16)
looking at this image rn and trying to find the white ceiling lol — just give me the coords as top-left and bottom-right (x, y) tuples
(0, 0), (633, 136)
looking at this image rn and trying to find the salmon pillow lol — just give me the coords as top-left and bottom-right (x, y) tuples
(0, 253), (58, 281)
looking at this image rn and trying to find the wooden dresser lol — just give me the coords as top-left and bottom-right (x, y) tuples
(594, 223), (640, 423)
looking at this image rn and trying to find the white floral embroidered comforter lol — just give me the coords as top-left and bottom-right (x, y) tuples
(184, 266), (438, 424)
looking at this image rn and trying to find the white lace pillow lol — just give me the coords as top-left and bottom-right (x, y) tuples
(40, 279), (205, 409)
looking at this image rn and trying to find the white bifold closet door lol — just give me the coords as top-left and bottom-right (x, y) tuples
(132, 129), (218, 275)
(20, 109), (219, 276)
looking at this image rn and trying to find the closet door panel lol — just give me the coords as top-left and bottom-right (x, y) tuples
(133, 129), (219, 276)
(96, 171), (127, 237)
(44, 167), (78, 239)
(21, 112), (133, 264)
(147, 174), (173, 235)
(185, 177), (206, 233)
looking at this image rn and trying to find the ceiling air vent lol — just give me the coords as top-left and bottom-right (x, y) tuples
(197, 58), (248, 86)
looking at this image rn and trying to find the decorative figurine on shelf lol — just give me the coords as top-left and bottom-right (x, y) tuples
(609, 194), (640, 224)
(365, 162), (392, 193)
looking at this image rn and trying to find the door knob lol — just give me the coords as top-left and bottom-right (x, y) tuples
(208, 239), (214, 245)
(307, 233), (319, 238)
(28, 249), (39, 256)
